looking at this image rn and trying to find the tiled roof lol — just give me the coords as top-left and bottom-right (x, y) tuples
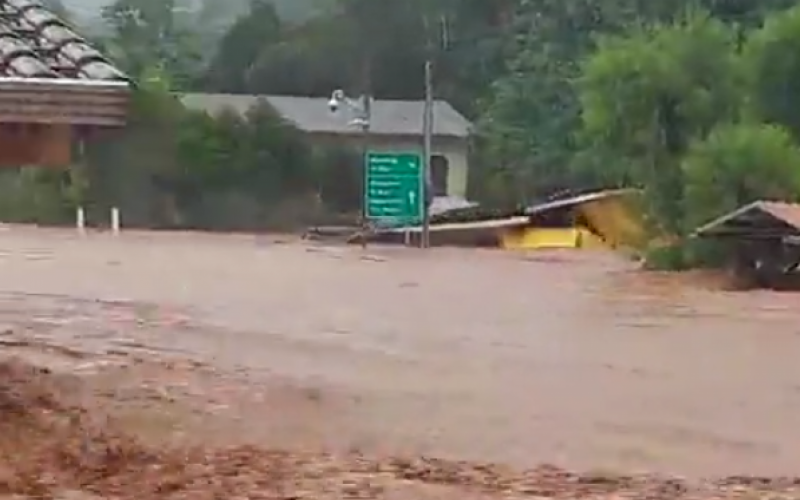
(760, 201), (800, 231)
(693, 200), (800, 237)
(178, 93), (473, 138)
(0, 0), (126, 81)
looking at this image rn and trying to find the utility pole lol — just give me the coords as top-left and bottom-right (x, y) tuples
(358, 51), (372, 249)
(421, 10), (440, 250)
(421, 59), (433, 249)
(359, 93), (371, 249)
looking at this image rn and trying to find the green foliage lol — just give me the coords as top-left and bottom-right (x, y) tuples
(578, 12), (742, 242)
(473, 0), (689, 202)
(579, 13), (741, 169)
(81, 86), (354, 230)
(11, 0), (800, 259)
(0, 169), (73, 224)
(572, 7), (800, 269)
(204, 0), (282, 92)
(643, 244), (692, 270)
(473, 0), (798, 209)
(679, 122), (800, 266)
(682, 122), (800, 230)
(101, 0), (202, 84)
(743, 4), (800, 140)
(698, 0), (799, 27)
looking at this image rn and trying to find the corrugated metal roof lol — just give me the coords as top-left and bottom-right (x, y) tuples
(525, 188), (639, 215)
(0, 0), (126, 83)
(178, 93), (472, 138)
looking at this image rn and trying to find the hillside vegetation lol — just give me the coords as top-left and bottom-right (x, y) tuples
(10, 0), (800, 269)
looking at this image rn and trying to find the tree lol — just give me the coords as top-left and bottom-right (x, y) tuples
(699, 0), (798, 27)
(474, 0), (676, 204)
(239, 0), (504, 100)
(270, 0), (334, 23)
(471, 0), (796, 206)
(681, 122), (800, 265)
(577, 13), (741, 236)
(101, 0), (201, 83)
(83, 76), (187, 226)
(204, 0), (282, 92)
(682, 122), (800, 231)
(744, 5), (800, 142)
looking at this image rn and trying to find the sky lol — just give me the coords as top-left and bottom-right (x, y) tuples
(60, 0), (329, 25)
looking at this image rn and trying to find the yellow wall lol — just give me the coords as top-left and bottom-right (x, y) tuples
(577, 195), (646, 251)
(498, 191), (646, 252)
(500, 227), (606, 250)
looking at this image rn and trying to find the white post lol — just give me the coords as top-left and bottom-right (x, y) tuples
(111, 207), (120, 234)
(76, 207), (85, 234)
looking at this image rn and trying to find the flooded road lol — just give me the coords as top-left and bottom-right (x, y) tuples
(0, 226), (799, 477)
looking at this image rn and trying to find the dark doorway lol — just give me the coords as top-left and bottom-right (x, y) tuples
(430, 154), (449, 196)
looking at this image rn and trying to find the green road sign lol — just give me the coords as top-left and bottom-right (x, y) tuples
(365, 151), (423, 223)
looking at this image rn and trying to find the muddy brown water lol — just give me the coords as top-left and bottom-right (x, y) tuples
(0, 226), (798, 478)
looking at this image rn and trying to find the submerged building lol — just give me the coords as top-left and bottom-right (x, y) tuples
(500, 189), (646, 251)
(369, 188), (647, 253)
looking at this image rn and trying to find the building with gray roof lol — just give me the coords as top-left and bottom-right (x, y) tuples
(179, 92), (474, 201)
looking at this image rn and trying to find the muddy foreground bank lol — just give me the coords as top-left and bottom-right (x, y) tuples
(0, 227), (798, 496)
(0, 355), (798, 500)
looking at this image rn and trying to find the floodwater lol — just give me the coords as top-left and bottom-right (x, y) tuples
(0, 226), (798, 477)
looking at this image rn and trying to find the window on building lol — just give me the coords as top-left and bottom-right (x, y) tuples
(430, 155), (449, 196)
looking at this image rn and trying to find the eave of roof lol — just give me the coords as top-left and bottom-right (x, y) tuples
(525, 188), (640, 216)
(692, 201), (800, 238)
(177, 93), (472, 139)
(0, 76), (128, 88)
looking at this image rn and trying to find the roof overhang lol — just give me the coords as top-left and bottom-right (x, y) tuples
(0, 77), (129, 126)
(378, 216), (530, 234)
(692, 201), (800, 239)
(525, 188), (640, 216)
(304, 129), (468, 141)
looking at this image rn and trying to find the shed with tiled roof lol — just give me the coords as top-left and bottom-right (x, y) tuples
(0, 0), (130, 166)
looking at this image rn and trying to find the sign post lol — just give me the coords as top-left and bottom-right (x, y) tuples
(365, 152), (423, 229)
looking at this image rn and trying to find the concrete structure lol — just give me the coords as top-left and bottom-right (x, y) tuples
(178, 93), (473, 200)
(0, 0), (129, 167)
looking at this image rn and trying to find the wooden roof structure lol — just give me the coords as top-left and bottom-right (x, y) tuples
(692, 201), (800, 239)
(0, 0), (130, 166)
(0, 0), (129, 126)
